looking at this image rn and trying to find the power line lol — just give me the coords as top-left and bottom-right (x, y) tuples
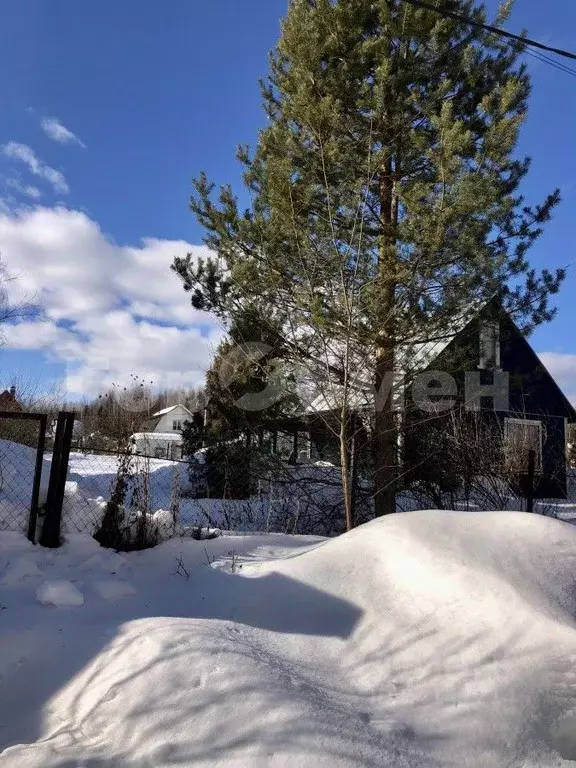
(399, 0), (576, 63)
(524, 48), (576, 79)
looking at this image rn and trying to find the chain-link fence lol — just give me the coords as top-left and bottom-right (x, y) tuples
(10, 416), (574, 549)
(54, 444), (369, 545)
(54, 439), (576, 547)
(0, 411), (46, 539)
(58, 449), (184, 540)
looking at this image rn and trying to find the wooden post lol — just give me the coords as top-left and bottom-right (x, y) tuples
(526, 448), (535, 513)
(290, 431), (298, 465)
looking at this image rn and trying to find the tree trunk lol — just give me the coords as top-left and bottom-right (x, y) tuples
(374, 345), (397, 516)
(350, 427), (359, 527)
(339, 409), (353, 532)
(373, 153), (398, 517)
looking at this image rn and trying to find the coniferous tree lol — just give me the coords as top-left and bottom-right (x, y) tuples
(196, 305), (297, 447)
(174, 0), (565, 521)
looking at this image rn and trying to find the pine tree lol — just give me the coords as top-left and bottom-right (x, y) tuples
(199, 305), (297, 446)
(173, 0), (564, 521)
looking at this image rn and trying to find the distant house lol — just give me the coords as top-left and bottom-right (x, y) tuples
(132, 404), (194, 460)
(139, 404), (193, 434)
(0, 386), (22, 412)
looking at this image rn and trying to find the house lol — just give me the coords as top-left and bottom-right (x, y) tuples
(0, 386), (22, 412)
(130, 431), (185, 461)
(0, 386), (33, 447)
(400, 301), (576, 500)
(139, 404), (193, 435)
(291, 300), (576, 501)
(132, 404), (194, 460)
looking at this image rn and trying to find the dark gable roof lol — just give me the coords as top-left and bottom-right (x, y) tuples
(430, 304), (576, 423)
(139, 415), (162, 432)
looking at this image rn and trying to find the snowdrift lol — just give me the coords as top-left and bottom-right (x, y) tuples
(1, 511), (576, 766)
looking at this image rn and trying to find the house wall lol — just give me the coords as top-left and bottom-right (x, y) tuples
(154, 406), (191, 434)
(417, 311), (572, 499)
(305, 305), (573, 502)
(132, 434), (183, 460)
(499, 315), (569, 498)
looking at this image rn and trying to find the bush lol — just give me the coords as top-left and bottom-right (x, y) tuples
(93, 448), (160, 551)
(188, 441), (252, 500)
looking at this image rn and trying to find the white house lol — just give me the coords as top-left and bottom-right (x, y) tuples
(131, 404), (194, 460)
(130, 432), (184, 460)
(140, 404), (193, 434)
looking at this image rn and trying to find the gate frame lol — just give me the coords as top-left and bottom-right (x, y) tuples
(0, 410), (47, 543)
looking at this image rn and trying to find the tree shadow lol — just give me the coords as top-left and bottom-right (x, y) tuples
(0, 565), (362, 760)
(3, 528), (576, 767)
(25, 614), (556, 768)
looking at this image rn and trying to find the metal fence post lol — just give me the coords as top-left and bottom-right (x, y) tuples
(40, 412), (75, 548)
(27, 414), (47, 543)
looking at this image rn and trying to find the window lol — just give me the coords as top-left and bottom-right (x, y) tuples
(172, 420), (182, 431)
(276, 431), (296, 462)
(479, 322), (500, 369)
(504, 418), (543, 473)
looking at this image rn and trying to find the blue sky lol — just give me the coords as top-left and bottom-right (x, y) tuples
(0, 0), (575, 401)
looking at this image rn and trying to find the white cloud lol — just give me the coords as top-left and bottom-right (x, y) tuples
(5, 320), (81, 357)
(538, 352), (576, 405)
(2, 142), (69, 195)
(5, 178), (42, 200)
(40, 116), (85, 148)
(0, 206), (222, 397)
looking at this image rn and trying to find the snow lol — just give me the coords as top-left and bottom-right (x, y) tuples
(132, 431), (183, 441)
(1, 510), (576, 766)
(3, 435), (576, 544)
(152, 405), (182, 417)
(0, 441), (49, 534)
(61, 451), (186, 537)
(0, 556), (43, 586)
(92, 579), (136, 601)
(36, 580), (85, 608)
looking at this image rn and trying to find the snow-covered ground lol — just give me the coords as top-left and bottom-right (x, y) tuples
(60, 452), (343, 537)
(2, 510), (576, 766)
(60, 452), (576, 535)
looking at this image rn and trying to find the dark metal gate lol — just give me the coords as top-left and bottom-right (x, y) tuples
(0, 411), (47, 543)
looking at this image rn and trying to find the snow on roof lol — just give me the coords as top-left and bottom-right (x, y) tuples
(151, 405), (180, 417)
(131, 432), (183, 442)
(304, 304), (487, 415)
(395, 301), (486, 373)
(304, 386), (372, 415)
